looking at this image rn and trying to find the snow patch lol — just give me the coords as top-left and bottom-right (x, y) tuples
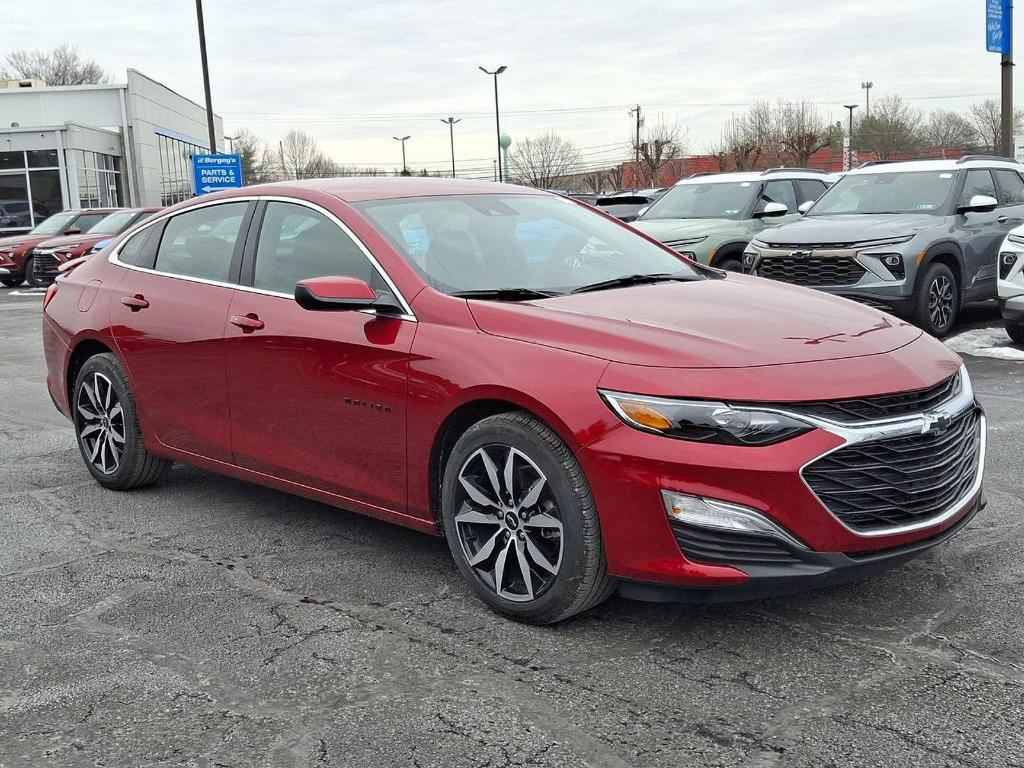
(945, 327), (1024, 361)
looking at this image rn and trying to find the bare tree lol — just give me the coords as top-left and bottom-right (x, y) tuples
(605, 164), (624, 191)
(967, 98), (1024, 153)
(582, 170), (606, 194)
(922, 110), (977, 151)
(854, 95), (922, 159)
(777, 101), (836, 167)
(508, 132), (582, 188)
(279, 129), (337, 180)
(1, 43), (108, 85)
(231, 129), (268, 185)
(631, 119), (686, 186)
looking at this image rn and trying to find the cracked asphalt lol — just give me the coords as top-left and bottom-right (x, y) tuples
(1, 288), (1022, 768)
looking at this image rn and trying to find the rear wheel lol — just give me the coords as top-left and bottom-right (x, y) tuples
(440, 411), (614, 624)
(912, 263), (959, 337)
(73, 353), (171, 490)
(1006, 320), (1024, 345)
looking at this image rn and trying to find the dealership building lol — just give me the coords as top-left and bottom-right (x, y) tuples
(0, 69), (224, 234)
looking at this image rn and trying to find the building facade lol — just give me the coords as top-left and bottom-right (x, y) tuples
(0, 70), (224, 234)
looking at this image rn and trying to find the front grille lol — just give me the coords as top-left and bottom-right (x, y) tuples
(803, 407), (981, 533)
(670, 521), (804, 566)
(786, 374), (961, 423)
(757, 254), (867, 286)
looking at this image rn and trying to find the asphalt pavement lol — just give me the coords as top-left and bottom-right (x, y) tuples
(1, 286), (1022, 767)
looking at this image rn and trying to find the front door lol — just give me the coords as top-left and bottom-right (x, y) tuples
(110, 200), (253, 463)
(223, 200), (415, 513)
(957, 169), (1002, 294)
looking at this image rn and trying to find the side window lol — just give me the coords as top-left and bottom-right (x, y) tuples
(758, 180), (797, 213)
(253, 202), (380, 294)
(116, 224), (159, 267)
(994, 169), (1024, 205)
(153, 202), (248, 282)
(795, 180), (827, 205)
(958, 170), (996, 206)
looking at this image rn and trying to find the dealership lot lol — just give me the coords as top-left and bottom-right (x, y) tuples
(1, 288), (1022, 767)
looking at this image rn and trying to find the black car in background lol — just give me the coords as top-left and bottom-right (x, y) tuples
(595, 188), (665, 222)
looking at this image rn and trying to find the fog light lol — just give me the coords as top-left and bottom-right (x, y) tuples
(1003, 252), (1018, 266)
(883, 255), (901, 267)
(742, 253), (756, 265)
(661, 490), (805, 547)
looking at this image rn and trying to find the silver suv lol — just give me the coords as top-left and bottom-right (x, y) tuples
(742, 156), (1024, 336)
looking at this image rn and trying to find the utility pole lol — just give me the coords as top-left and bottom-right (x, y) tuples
(393, 136), (411, 175)
(441, 117), (460, 178)
(479, 66), (507, 182)
(194, 0), (217, 153)
(844, 105), (858, 171)
(629, 104), (642, 163)
(1003, 51), (1014, 158)
(861, 81), (873, 116)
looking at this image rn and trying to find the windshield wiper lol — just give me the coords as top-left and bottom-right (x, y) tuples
(451, 287), (562, 301)
(570, 273), (690, 294)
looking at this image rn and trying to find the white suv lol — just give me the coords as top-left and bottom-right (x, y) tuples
(997, 226), (1024, 343)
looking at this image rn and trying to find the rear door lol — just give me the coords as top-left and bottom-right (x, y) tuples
(110, 200), (254, 463)
(223, 199), (416, 513)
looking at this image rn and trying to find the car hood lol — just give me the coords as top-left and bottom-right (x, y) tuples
(632, 218), (738, 241)
(35, 233), (106, 250)
(467, 274), (923, 368)
(0, 233), (48, 251)
(760, 213), (941, 244)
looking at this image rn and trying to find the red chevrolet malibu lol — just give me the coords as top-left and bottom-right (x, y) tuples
(42, 178), (986, 623)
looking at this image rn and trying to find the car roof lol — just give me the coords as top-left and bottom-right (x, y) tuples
(236, 177), (544, 203)
(845, 157), (1024, 175)
(675, 169), (838, 185)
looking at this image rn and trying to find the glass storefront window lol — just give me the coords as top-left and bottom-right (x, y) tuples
(27, 150), (59, 168)
(0, 152), (23, 171)
(157, 132), (206, 207)
(73, 150), (121, 209)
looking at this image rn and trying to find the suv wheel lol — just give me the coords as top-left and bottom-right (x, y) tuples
(22, 256), (41, 288)
(715, 256), (742, 272)
(73, 353), (172, 490)
(1006, 321), (1024, 345)
(440, 411), (614, 624)
(912, 263), (959, 337)
(0, 276), (21, 287)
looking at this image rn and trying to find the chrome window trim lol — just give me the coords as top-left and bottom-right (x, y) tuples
(108, 194), (417, 322)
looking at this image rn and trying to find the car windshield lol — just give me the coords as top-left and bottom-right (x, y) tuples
(640, 181), (757, 221)
(355, 193), (698, 295)
(809, 171), (956, 216)
(30, 212), (77, 235)
(89, 211), (143, 236)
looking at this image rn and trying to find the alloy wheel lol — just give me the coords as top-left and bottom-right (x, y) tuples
(454, 445), (564, 602)
(76, 372), (125, 475)
(927, 274), (954, 330)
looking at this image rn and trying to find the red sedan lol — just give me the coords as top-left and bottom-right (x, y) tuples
(41, 178), (985, 623)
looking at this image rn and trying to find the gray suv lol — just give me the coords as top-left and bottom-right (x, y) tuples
(742, 156), (1024, 336)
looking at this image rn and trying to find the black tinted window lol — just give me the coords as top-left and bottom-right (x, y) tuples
(994, 169), (1024, 204)
(757, 180), (797, 212)
(154, 202), (248, 282)
(117, 225), (159, 267)
(959, 170), (996, 206)
(253, 202), (377, 294)
(795, 180), (828, 205)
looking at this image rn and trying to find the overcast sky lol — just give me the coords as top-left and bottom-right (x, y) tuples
(1, 0), (1014, 176)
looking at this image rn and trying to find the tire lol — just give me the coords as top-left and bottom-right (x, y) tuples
(0, 276), (21, 288)
(22, 256), (41, 288)
(440, 411), (614, 624)
(1006, 321), (1024, 345)
(713, 255), (742, 272)
(911, 262), (959, 337)
(72, 353), (171, 490)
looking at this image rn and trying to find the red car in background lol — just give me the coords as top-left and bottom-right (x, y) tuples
(29, 207), (161, 287)
(41, 178), (985, 624)
(0, 208), (117, 288)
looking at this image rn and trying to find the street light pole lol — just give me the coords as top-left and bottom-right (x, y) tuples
(392, 136), (411, 176)
(860, 81), (873, 116)
(441, 117), (460, 178)
(479, 65), (507, 182)
(194, 0), (218, 153)
(844, 104), (858, 171)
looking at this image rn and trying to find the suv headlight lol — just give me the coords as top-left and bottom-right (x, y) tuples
(855, 235), (915, 250)
(600, 391), (812, 446)
(664, 236), (708, 249)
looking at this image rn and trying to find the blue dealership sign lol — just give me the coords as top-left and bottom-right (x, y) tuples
(987, 0), (1012, 54)
(191, 153), (244, 195)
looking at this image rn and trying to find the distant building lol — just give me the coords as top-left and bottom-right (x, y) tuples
(0, 69), (223, 233)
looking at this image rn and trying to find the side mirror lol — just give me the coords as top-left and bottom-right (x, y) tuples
(755, 202), (789, 218)
(635, 205), (649, 219)
(295, 275), (402, 314)
(64, 226), (82, 235)
(798, 201), (815, 214)
(958, 194), (998, 213)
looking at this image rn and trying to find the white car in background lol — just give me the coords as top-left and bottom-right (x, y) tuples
(998, 226), (1024, 344)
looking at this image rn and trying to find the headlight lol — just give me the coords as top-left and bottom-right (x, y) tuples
(664, 236), (708, 248)
(599, 391), (812, 445)
(855, 235), (915, 250)
(1007, 233), (1024, 247)
(748, 239), (769, 250)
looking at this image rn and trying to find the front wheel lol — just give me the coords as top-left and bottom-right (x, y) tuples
(441, 412), (614, 624)
(912, 263), (959, 337)
(0, 276), (21, 287)
(1006, 320), (1024, 345)
(22, 256), (41, 288)
(73, 353), (171, 490)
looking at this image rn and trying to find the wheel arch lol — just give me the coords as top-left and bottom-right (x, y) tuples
(709, 240), (749, 268)
(66, 337), (116, 408)
(919, 243), (965, 292)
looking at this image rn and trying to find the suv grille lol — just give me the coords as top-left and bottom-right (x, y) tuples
(757, 253), (866, 286)
(787, 374), (961, 423)
(32, 250), (60, 285)
(803, 407), (981, 533)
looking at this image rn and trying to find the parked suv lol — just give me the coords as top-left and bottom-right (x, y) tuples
(743, 156), (1024, 336)
(632, 169), (836, 270)
(0, 208), (117, 287)
(997, 225), (1024, 343)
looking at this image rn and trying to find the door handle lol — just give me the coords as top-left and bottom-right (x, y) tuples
(229, 313), (265, 331)
(997, 216), (1009, 223)
(120, 295), (149, 311)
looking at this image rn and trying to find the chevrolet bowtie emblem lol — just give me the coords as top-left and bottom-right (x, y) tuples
(921, 412), (951, 434)
(790, 250), (812, 259)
